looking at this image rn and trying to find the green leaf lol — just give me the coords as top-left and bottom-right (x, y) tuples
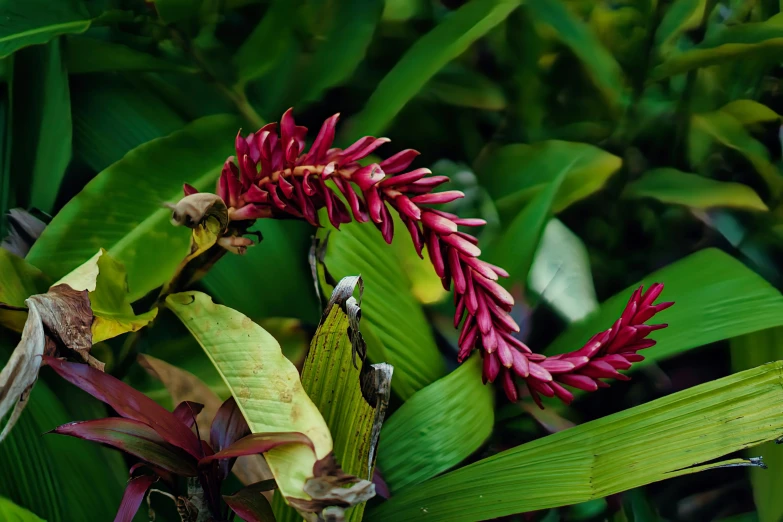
(0, 335), (126, 522)
(166, 291), (333, 502)
(11, 39), (72, 214)
(54, 249), (157, 343)
(0, 249), (49, 306)
(731, 328), (783, 522)
(486, 171), (564, 287)
(343, 0), (521, 141)
(654, 0), (706, 56)
(546, 248), (783, 363)
(526, 0), (625, 113)
(285, 276), (392, 522)
(624, 168), (769, 211)
(152, 0), (203, 24)
(0, 496), (45, 521)
(234, 0), (298, 87)
(318, 216), (447, 400)
(369, 361), (783, 521)
(71, 75), (186, 173)
(529, 219), (598, 322)
(476, 141), (622, 219)
(651, 13), (783, 80)
(26, 114), (241, 302)
(377, 356), (492, 493)
(65, 36), (197, 75)
(422, 65), (506, 111)
(689, 111), (783, 199)
(720, 100), (780, 126)
(0, 0), (90, 58)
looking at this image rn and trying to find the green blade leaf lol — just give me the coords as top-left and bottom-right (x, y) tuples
(0, 496), (45, 521)
(654, 0), (706, 56)
(369, 361), (783, 522)
(546, 248), (783, 363)
(166, 291), (333, 502)
(26, 114), (241, 302)
(652, 13), (783, 80)
(0, 249), (49, 306)
(731, 328), (783, 522)
(11, 39), (71, 214)
(0, 0), (90, 58)
(476, 141), (622, 219)
(377, 356), (492, 493)
(277, 275), (392, 522)
(318, 216), (446, 400)
(343, 0), (520, 141)
(526, 0), (625, 113)
(720, 100), (780, 126)
(623, 168), (768, 211)
(65, 36), (197, 75)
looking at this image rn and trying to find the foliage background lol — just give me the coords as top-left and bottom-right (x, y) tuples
(6, 0), (783, 520)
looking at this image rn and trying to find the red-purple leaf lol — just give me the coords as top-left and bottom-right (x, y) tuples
(45, 357), (203, 458)
(224, 480), (278, 522)
(53, 418), (198, 476)
(114, 474), (157, 522)
(198, 432), (313, 467)
(173, 401), (204, 430)
(210, 397), (250, 481)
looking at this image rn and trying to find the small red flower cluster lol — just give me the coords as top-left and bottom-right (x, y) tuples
(186, 109), (673, 404)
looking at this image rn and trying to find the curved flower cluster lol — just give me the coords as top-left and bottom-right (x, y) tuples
(185, 109), (673, 403)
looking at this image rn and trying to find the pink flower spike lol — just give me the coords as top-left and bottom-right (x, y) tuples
(411, 190), (465, 205)
(379, 168), (431, 188)
(183, 183), (198, 195)
(483, 352), (500, 384)
(379, 149), (420, 174)
(441, 233), (481, 257)
(421, 211), (458, 235)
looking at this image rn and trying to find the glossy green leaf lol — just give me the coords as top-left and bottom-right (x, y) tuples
(654, 0), (706, 56)
(0, 0), (90, 58)
(0, 250), (49, 306)
(377, 356), (492, 493)
(526, 0), (625, 112)
(624, 168), (768, 211)
(11, 39), (71, 214)
(318, 216), (446, 400)
(0, 496), (45, 521)
(344, 0), (520, 141)
(486, 171), (564, 287)
(422, 65), (506, 110)
(547, 248), (783, 363)
(167, 291), (333, 502)
(476, 141), (622, 219)
(65, 36), (197, 75)
(234, 0), (298, 87)
(720, 100), (780, 126)
(529, 219), (598, 322)
(26, 114), (241, 302)
(731, 328), (783, 522)
(369, 361), (783, 521)
(689, 111), (783, 199)
(70, 75), (186, 173)
(652, 13), (783, 80)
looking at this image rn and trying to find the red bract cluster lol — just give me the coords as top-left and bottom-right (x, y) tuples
(186, 109), (673, 404)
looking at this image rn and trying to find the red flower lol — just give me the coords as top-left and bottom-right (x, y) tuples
(184, 109), (673, 403)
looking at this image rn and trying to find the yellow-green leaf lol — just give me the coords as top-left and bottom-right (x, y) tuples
(721, 100), (780, 126)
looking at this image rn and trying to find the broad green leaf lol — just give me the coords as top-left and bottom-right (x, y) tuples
(344, 0), (521, 141)
(234, 0), (298, 87)
(476, 141), (622, 219)
(689, 111), (783, 199)
(276, 276), (392, 522)
(202, 220), (319, 322)
(369, 361), (783, 521)
(152, 0), (203, 23)
(654, 0), (706, 56)
(731, 328), (783, 522)
(26, 114), (241, 302)
(377, 357), (492, 493)
(624, 168), (768, 211)
(422, 65), (506, 110)
(167, 291), (333, 502)
(529, 219), (598, 322)
(0, 334), (126, 522)
(0, 0), (90, 58)
(11, 39), (71, 214)
(651, 14), (783, 80)
(0, 496), (44, 521)
(65, 36), (197, 75)
(55, 249), (157, 342)
(71, 75), (186, 173)
(527, 0), (625, 113)
(721, 100), (780, 126)
(546, 248), (783, 363)
(318, 216), (447, 400)
(486, 171), (564, 287)
(0, 250), (49, 306)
